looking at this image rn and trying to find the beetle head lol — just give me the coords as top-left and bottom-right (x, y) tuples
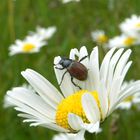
(59, 57), (73, 68)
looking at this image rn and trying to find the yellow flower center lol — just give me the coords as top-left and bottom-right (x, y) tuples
(55, 90), (99, 131)
(124, 37), (135, 46)
(135, 23), (140, 28)
(23, 43), (35, 52)
(98, 35), (108, 43)
(124, 96), (133, 102)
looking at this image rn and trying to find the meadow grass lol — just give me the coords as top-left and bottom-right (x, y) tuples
(0, 0), (140, 139)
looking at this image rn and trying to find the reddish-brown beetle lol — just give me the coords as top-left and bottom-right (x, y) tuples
(55, 56), (88, 89)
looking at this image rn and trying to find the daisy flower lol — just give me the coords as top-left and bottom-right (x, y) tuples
(91, 30), (108, 44)
(5, 46), (140, 139)
(9, 35), (46, 56)
(117, 81), (140, 109)
(62, 0), (80, 4)
(30, 26), (57, 41)
(119, 15), (140, 37)
(107, 34), (140, 48)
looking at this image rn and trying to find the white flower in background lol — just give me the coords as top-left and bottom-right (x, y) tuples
(5, 46), (140, 139)
(120, 15), (140, 37)
(30, 26), (57, 41)
(91, 30), (108, 44)
(118, 81), (140, 109)
(62, 0), (80, 4)
(107, 34), (140, 48)
(9, 35), (46, 56)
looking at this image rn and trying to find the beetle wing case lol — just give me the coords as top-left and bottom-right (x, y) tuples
(67, 62), (88, 80)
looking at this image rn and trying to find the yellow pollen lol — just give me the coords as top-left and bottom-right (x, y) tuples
(22, 43), (35, 52)
(135, 23), (140, 28)
(124, 37), (135, 46)
(55, 90), (99, 131)
(98, 35), (108, 43)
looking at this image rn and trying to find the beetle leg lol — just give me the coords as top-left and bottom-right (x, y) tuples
(59, 70), (68, 86)
(55, 66), (65, 70)
(78, 55), (88, 63)
(71, 77), (82, 90)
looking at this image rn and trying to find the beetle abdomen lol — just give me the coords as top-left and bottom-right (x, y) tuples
(67, 62), (88, 80)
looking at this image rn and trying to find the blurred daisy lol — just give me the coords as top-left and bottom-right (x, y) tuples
(30, 26), (57, 41)
(62, 0), (80, 4)
(118, 81), (140, 109)
(107, 34), (140, 48)
(120, 15), (140, 37)
(9, 35), (46, 56)
(91, 30), (108, 44)
(5, 46), (140, 139)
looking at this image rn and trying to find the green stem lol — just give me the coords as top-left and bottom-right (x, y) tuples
(95, 133), (98, 140)
(8, 0), (15, 41)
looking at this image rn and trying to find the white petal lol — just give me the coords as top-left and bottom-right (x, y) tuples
(52, 133), (68, 140)
(107, 49), (132, 114)
(40, 123), (69, 132)
(100, 47), (116, 84)
(11, 87), (55, 118)
(69, 48), (79, 60)
(82, 93), (100, 123)
(81, 121), (101, 133)
(97, 80), (108, 120)
(113, 49), (131, 80)
(109, 80), (140, 115)
(109, 76), (124, 109)
(21, 69), (63, 109)
(106, 48), (124, 91)
(5, 93), (53, 123)
(89, 47), (108, 118)
(89, 47), (100, 91)
(28, 121), (69, 132)
(117, 102), (132, 110)
(52, 131), (85, 140)
(98, 48), (116, 118)
(74, 130), (85, 140)
(68, 113), (101, 134)
(79, 46), (89, 67)
(23, 119), (40, 123)
(68, 113), (83, 131)
(18, 113), (36, 119)
(109, 61), (132, 110)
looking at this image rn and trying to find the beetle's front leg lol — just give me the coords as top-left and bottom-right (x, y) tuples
(59, 70), (68, 86)
(55, 67), (65, 70)
(78, 55), (88, 63)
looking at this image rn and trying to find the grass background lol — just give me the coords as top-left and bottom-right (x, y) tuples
(0, 0), (140, 139)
